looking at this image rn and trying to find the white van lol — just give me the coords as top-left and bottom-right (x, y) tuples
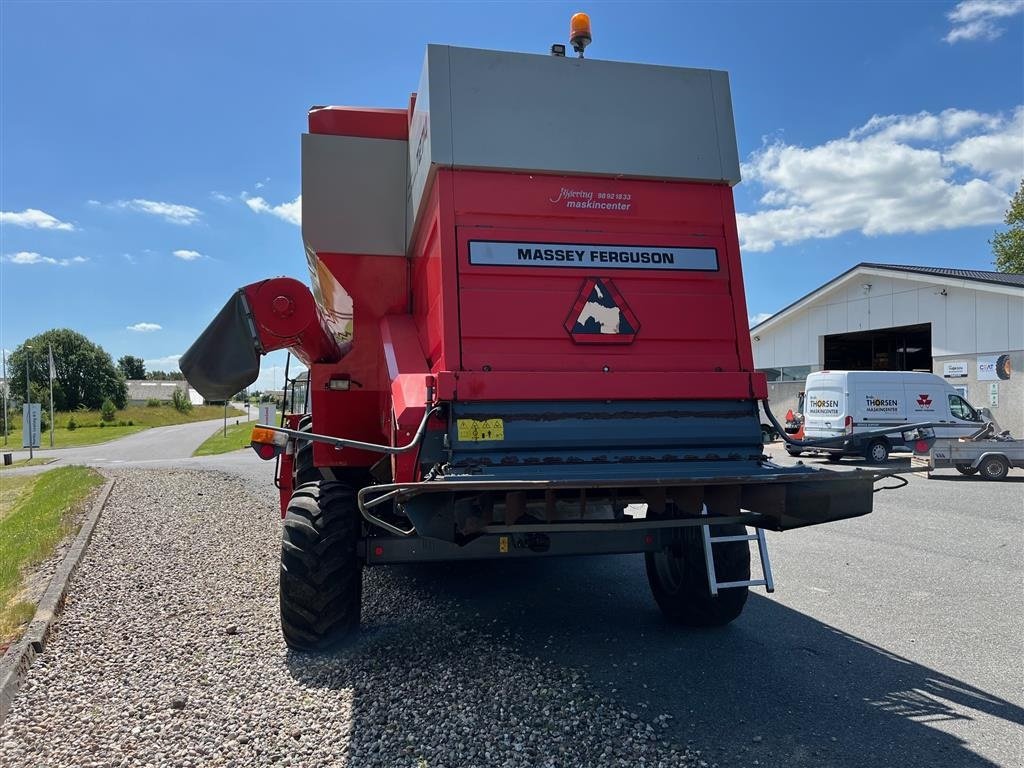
(799, 370), (983, 462)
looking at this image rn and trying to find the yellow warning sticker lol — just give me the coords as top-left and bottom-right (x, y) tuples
(499, 536), (509, 554)
(456, 418), (504, 442)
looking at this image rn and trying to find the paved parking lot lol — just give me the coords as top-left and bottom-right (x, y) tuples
(1, 451), (1021, 767)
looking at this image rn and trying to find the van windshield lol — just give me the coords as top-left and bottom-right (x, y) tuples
(948, 394), (980, 422)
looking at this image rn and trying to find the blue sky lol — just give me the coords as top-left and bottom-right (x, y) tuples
(2, 1), (1022, 388)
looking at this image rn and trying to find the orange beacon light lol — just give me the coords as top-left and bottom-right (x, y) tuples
(570, 12), (592, 57)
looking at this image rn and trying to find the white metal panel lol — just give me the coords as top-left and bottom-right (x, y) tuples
(920, 288), (949, 355)
(809, 305), (828, 339)
(868, 292), (893, 329)
(847, 297), (869, 331)
(1009, 296), (1024, 350)
(791, 312), (811, 365)
(945, 290), (976, 354)
(752, 334), (774, 368)
(975, 294), (1009, 353)
(892, 286), (919, 327)
(827, 302), (847, 334)
(774, 319), (794, 367)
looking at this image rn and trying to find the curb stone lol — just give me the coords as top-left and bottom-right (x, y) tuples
(0, 474), (115, 724)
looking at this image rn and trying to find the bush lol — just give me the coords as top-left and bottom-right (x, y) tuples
(172, 388), (192, 413)
(67, 416), (78, 431)
(127, 420), (134, 426)
(146, 398), (162, 408)
(101, 398), (116, 422)
(98, 421), (105, 428)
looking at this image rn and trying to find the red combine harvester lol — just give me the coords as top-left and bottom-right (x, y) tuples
(182, 18), (931, 650)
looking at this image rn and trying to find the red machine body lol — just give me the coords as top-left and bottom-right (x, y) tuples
(300, 105), (766, 501)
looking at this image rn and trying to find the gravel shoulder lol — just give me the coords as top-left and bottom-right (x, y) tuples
(0, 469), (700, 768)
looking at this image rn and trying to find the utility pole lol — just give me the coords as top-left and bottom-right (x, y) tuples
(2, 348), (8, 446)
(48, 343), (55, 447)
(25, 344), (33, 460)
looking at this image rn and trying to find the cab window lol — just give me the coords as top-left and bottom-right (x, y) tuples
(948, 394), (980, 422)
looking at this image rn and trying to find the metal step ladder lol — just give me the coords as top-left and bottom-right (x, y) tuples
(700, 507), (775, 595)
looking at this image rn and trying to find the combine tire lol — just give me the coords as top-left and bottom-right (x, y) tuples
(955, 464), (979, 476)
(645, 523), (750, 627)
(280, 481), (362, 650)
(979, 455), (1009, 481)
(292, 416), (320, 486)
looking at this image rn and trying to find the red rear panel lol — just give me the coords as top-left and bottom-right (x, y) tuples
(451, 171), (752, 379)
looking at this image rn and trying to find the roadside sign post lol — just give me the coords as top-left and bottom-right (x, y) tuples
(22, 403), (41, 457)
(259, 404), (276, 428)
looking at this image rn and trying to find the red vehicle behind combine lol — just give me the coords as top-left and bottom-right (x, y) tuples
(182, 19), (930, 650)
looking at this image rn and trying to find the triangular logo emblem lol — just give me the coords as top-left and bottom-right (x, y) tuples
(564, 278), (640, 344)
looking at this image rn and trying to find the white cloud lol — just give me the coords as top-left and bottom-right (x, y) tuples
(210, 191), (233, 203)
(749, 312), (773, 327)
(0, 208), (76, 231)
(173, 249), (204, 261)
(144, 353), (182, 370)
(4, 251), (87, 266)
(246, 194), (301, 226)
(115, 199), (202, 225)
(737, 106), (1023, 253)
(127, 322), (162, 333)
(945, 0), (1024, 42)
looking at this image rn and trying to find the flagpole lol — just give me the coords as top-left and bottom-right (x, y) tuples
(1, 348), (7, 446)
(48, 343), (55, 448)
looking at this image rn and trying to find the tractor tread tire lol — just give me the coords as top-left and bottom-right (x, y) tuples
(645, 523), (750, 628)
(293, 416), (321, 487)
(279, 481), (362, 650)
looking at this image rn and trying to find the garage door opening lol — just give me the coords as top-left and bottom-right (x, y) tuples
(824, 323), (932, 371)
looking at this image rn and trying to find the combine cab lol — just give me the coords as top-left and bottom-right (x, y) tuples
(182, 19), (926, 649)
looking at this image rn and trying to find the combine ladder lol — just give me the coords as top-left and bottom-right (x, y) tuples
(700, 507), (775, 595)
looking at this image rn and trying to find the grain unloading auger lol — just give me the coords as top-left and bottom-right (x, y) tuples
(182, 17), (934, 650)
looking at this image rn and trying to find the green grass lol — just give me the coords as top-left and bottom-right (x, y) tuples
(0, 457), (57, 472)
(2, 404), (233, 450)
(192, 420), (254, 456)
(0, 466), (104, 645)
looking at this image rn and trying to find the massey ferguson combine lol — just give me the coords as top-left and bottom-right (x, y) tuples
(182, 17), (930, 650)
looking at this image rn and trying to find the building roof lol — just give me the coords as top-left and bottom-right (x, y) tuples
(859, 263), (1024, 288)
(750, 262), (1024, 335)
(126, 379), (186, 401)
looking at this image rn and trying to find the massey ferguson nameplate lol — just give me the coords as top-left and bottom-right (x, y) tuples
(468, 241), (719, 271)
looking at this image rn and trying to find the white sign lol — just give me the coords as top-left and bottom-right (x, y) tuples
(258, 404), (277, 426)
(942, 361), (968, 378)
(989, 382), (999, 407)
(22, 404), (41, 448)
(978, 354), (1011, 381)
(468, 241), (718, 271)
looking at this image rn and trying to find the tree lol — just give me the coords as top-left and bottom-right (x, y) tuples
(7, 329), (128, 411)
(992, 179), (1024, 274)
(146, 369), (185, 381)
(117, 355), (146, 379)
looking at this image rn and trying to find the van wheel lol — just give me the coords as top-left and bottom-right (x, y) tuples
(979, 455), (1009, 481)
(826, 453), (843, 463)
(865, 440), (889, 463)
(955, 464), (979, 476)
(786, 448), (803, 458)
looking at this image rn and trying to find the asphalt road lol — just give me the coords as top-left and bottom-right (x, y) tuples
(2, 405), (251, 474)
(6, 431), (1022, 766)
(381, 447), (1023, 768)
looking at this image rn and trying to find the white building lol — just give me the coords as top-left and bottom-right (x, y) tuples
(750, 264), (1024, 435)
